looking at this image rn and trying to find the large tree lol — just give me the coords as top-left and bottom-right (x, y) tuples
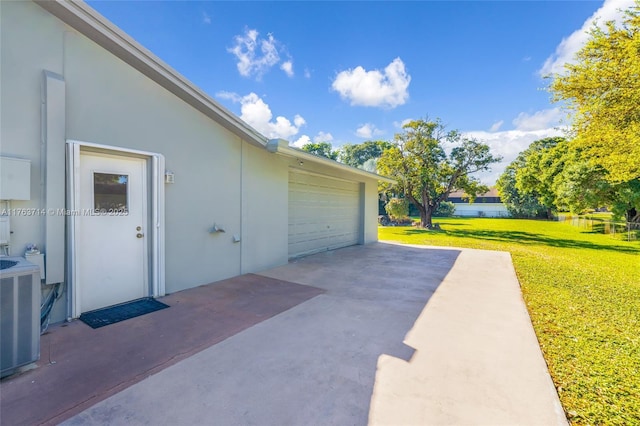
(339, 140), (393, 168)
(552, 156), (607, 215)
(300, 142), (338, 160)
(514, 137), (567, 218)
(554, 158), (640, 222)
(549, 3), (640, 183)
(496, 161), (548, 219)
(378, 119), (500, 228)
(500, 137), (604, 217)
(500, 136), (640, 222)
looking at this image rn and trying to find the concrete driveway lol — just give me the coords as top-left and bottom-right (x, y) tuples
(5, 242), (567, 425)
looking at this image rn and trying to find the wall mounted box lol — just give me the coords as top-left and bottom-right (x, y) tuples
(0, 157), (31, 200)
(25, 253), (45, 280)
(0, 216), (9, 245)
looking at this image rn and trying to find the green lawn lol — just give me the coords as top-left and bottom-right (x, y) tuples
(379, 218), (640, 425)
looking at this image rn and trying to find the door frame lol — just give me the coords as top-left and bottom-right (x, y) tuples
(66, 140), (165, 319)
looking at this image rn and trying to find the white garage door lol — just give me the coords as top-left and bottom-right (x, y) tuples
(289, 170), (361, 258)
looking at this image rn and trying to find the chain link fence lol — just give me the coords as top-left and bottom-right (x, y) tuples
(557, 214), (640, 241)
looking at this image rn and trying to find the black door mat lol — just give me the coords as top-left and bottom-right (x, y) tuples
(79, 298), (169, 329)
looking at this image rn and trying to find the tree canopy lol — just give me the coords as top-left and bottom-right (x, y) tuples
(514, 137), (568, 218)
(549, 3), (640, 183)
(496, 136), (594, 218)
(496, 158), (548, 219)
(378, 119), (501, 228)
(497, 136), (640, 222)
(545, 2), (640, 222)
(339, 140), (393, 168)
(300, 142), (338, 160)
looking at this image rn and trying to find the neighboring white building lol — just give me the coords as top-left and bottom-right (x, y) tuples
(0, 0), (393, 323)
(448, 188), (510, 218)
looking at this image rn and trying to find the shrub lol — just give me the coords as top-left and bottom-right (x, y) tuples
(385, 198), (409, 221)
(434, 201), (455, 217)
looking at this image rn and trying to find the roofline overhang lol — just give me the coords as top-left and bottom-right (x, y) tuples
(266, 139), (396, 184)
(34, 0), (269, 149)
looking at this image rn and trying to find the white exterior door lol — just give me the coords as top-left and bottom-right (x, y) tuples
(77, 152), (148, 313)
(288, 170), (361, 258)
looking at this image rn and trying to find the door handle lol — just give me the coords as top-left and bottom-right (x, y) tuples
(136, 233), (144, 238)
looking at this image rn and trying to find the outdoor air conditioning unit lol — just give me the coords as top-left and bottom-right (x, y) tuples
(1, 257), (41, 378)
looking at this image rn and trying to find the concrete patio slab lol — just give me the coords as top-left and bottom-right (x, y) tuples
(57, 242), (566, 426)
(0, 274), (324, 426)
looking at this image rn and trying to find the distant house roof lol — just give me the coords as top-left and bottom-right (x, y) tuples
(448, 188), (502, 203)
(449, 188), (500, 199)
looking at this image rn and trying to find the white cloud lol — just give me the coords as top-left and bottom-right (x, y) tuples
(280, 60), (294, 77)
(463, 127), (565, 185)
(314, 132), (334, 143)
(393, 118), (414, 129)
(456, 107), (572, 184)
(304, 68), (311, 79)
(292, 135), (311, 148)
(489, 120), (504, 132)
(356, 123), (383, 139)
(539, 0), (635, 75)
(202, 11), (211, 24)
(512, 108), (563, 131)
(228, 29), (282, 79)
(219, 92), (305, 139)
(293, 115), (305, 127)
(215, 91), (241, 102)
(332, 58), (411, 108)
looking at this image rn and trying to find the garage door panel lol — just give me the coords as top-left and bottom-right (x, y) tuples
(288, 170), (361, 258)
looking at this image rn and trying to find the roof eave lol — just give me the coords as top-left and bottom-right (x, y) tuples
(266, 139), (396, 184)
(34, 0), (268, 149)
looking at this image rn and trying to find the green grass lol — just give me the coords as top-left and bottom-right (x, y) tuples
(379, 218), (640, 425)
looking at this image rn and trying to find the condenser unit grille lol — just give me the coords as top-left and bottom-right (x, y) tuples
(1, 262), (40, 378)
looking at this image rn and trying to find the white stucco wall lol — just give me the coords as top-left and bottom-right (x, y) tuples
(1, 1), (381, 324)
(241, 143), (289, 274)
(1, 1), (62, 254)
(453, 203), (510, 218)
(0, 1), (291, 322)
(62, 30), (252, 291)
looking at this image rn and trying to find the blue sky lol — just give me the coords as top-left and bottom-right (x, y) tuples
(88, 0), (634, 184)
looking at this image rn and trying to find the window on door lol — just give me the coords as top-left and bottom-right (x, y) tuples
(93, 172), (129, 214)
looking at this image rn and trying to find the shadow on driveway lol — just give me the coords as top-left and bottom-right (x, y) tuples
(62, 243), (461, 425)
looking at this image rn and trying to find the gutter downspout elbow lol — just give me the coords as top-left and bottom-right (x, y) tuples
(267, 138), (289, 153)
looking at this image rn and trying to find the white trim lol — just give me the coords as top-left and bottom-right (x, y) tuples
(66, 140), (165, 318)
(66, 142), (79, 320)
(152, 154), (166, 299)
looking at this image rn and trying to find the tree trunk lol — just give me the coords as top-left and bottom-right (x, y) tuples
(420, 207), (434, 229)
(546, 207), (554, 220)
